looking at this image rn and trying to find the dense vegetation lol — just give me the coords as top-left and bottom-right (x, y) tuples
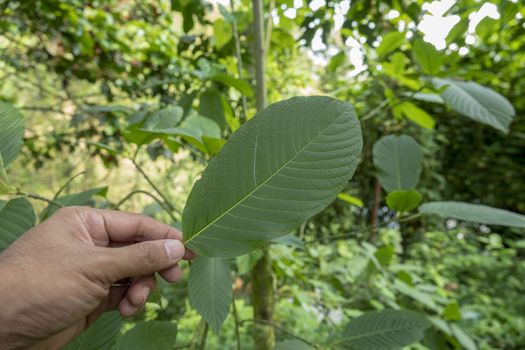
(0, 0), (524, 349)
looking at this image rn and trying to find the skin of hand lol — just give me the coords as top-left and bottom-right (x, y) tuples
(0, 206), (195, 350)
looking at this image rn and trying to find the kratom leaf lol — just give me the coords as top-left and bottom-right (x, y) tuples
(182, 96), (363, 257)
(433, 78), (515, 133)
(64, 312), (121, 350)
(189, 256), (232, 331)
(199, 89), (227, 130)
(373, 135), (422, 193)
(338, 309), (431, 350)
(386, 190), (422, 212)
(114, 321), (177, 350)
(274, 339), (314, 350)
(0, 197), (35, 251)
(0, 102), (25, 167)
(143, 106), (183, 131)
(40, 187), (108, 220)
(412, 39), (442, 75)
(419, 201), (525, 228)
(377, 32), (406, 57)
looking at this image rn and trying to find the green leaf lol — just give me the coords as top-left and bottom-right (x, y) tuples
(373, 135), (422, 193)
(443, 301), (461, 321)
(412, 39), (442, 75)
(382, 52), (406, 79)
(386, 190), (422, 212)
(0, 154), (16, 194)
(376, 32), (406, 57)
(327, 51), (346, 73)
(143, 106), (183, 131)
(188, 257), (232, 331)
(114, 321), (177, 350)
(212, 74), (254, 97)
(337, 193), (364, 207)
(0, 197), (35, 251)
(394, 280), (440, 311)
(64, 312), (121, 350)
(449, 324), (477, 350)
(40, 187), (108, 220)
(213, 18), (232, 48)
(182, 96), (363, 257)
(274, 339), (314, 350)
(419, 201), (525, 228)
(433, 78), (515, 133)
(0, 102), (25, 167)
(272, 233), (305, 249)
(339, 309), (431, 350)
(446, 18), (469, 45)
(236, 250), (264, 275)
(394, 101), (435, 129)
(199, 89), (227, 130)
(374, 245), (395, 267)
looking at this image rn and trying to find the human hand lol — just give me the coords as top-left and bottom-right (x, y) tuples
(0, 206), (195, 350)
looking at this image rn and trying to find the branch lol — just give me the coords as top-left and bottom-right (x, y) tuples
(240, 319), (320, 349)
(112, 189), (179, 223)
(131, 158), (181, 217)
(229, 0), (248, 122)
(16, 190), (64, 209)
(53, 171), (86, 199)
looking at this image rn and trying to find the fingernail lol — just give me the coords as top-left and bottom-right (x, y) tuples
(122, 299), (137, 317)
(164, 240), (185, 261)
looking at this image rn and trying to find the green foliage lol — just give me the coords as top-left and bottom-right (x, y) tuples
(433, 79), (516, 133)
(0, 197), (35, 251)
(420, 201), (525, 228)
(188, 257), (232, 332)
(412, 39), (442, 76)
(386, 190), (422, 213)
(64, 312), (122, 350)
(183, 96), (363, 257)
(376, 32), (406, 57)
(114, 321), (178, 349)
(274, 339), (313, 350)
(338, 309), (431, 350)
(0, 102), (24, 167)
(373, 135), (422, 193)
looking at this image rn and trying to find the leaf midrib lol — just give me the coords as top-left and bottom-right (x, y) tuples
(185, 106), (351, 244)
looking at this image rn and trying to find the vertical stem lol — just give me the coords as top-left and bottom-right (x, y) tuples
(251, 246), (275, 350)
(265, 0), (275, 52)
(230, 0), (248, 121)
(369, 178), (381, 241)
(198, 323), (209, 350)
(251, 1), (274, 349)
(252, 0), (267, 111)
(232, 298), (242, 350)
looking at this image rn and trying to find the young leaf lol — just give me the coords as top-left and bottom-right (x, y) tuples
(386, 190), (422, 212)
(188, 256), (232, 332)
(443, 301), (461, 321)
(419, 201), (525, 228)
(376, 32), (406, 58)
(0, 197), (35, 251)
(394, 101), (435, 129)
(114, 321), (177, 350)
(412, 39), (442, 75)
(182, 96), (363, 257)
(338, 309), (431, 350)
(433, 78), (515, 133)
(274, 339), (314, 350)
(373, 135), (422, 193)
(64, 312), (121, 350)
(337, 193), (364, 207)
(0, 102), (25, 167)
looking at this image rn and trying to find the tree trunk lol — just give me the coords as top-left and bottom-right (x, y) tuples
(250, 1), (275, 349)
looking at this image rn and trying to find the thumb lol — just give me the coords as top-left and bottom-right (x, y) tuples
(104, 239), (186, 281)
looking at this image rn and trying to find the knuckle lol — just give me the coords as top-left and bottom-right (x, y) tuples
(138, 243), (161, 268)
